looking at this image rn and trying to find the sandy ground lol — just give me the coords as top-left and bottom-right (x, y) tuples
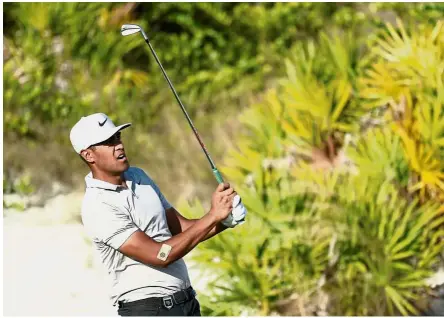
(4, 222), (117, 316)
(3, 192), (207, 316)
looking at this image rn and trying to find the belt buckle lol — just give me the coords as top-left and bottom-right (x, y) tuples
(163, 296), (173, 310)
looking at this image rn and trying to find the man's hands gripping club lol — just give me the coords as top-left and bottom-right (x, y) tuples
(221, 193), (247, 228)
(209, 183), (237, 222)
(209, 183), (247, 228)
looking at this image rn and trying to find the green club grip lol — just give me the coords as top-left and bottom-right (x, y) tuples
(212, 168), (224, 184)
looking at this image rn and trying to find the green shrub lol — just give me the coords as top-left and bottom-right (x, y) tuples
(179, 19), (444, 316)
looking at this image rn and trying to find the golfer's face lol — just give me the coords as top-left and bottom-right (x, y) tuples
(92, 131), (129, 173)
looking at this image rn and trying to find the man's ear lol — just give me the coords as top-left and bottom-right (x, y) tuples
(80, 149), (95, 164)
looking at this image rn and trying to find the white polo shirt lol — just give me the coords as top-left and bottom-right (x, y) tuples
(81, 167), (191, 306)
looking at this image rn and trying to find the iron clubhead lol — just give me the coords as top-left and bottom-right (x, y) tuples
(121, 24), (142, 36)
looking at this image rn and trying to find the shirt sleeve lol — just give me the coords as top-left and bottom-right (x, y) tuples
(150, 181), (172, 210)
(82, 201), (139, 250)
(135, 168), (172, 210)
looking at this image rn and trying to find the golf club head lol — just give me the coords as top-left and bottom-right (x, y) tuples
(121, 24), (143, 36)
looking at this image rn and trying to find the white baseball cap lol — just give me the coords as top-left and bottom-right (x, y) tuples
(70, 113), (131, 154)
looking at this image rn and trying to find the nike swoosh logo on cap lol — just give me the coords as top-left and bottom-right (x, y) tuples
(98, 118), (107, 126)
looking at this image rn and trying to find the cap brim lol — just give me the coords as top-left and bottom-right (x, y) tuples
(116, 123), (131, 132)
(107, 123), (132, 140)
(89, 123), (131, 147)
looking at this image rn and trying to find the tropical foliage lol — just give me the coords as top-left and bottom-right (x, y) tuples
(4, 3), (442, 198)
(180, 19), (444, 316)
(3, 2), (379, 196)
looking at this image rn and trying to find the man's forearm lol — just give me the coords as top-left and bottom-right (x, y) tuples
(166, 207), (228, 241)
(202, 222), (228, 241)
(183, 218), (228, 242)
(162, 213), (219, 266)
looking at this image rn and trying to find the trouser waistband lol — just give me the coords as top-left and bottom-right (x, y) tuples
(118, 287), (196, 310)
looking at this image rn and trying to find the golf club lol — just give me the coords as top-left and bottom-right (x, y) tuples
(121, 24), (227, 183)
(121, 24), (243, 203)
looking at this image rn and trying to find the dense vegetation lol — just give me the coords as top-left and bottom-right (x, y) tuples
(4, 3), (444, 315)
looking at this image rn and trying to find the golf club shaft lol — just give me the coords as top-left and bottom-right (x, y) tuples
(143, 38), (224, 184)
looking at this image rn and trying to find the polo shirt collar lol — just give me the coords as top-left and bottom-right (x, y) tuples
(85, 170), (139, 191)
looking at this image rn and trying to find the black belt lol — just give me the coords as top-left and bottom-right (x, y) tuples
(118, 287), (196, 310)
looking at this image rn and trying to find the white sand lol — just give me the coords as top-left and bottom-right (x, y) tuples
(3, 192), (208, 316)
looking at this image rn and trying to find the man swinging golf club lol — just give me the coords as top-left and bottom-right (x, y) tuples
(70, 113), (247, 316)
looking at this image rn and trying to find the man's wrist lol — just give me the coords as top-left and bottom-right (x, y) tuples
(206, 209), (220, 224)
